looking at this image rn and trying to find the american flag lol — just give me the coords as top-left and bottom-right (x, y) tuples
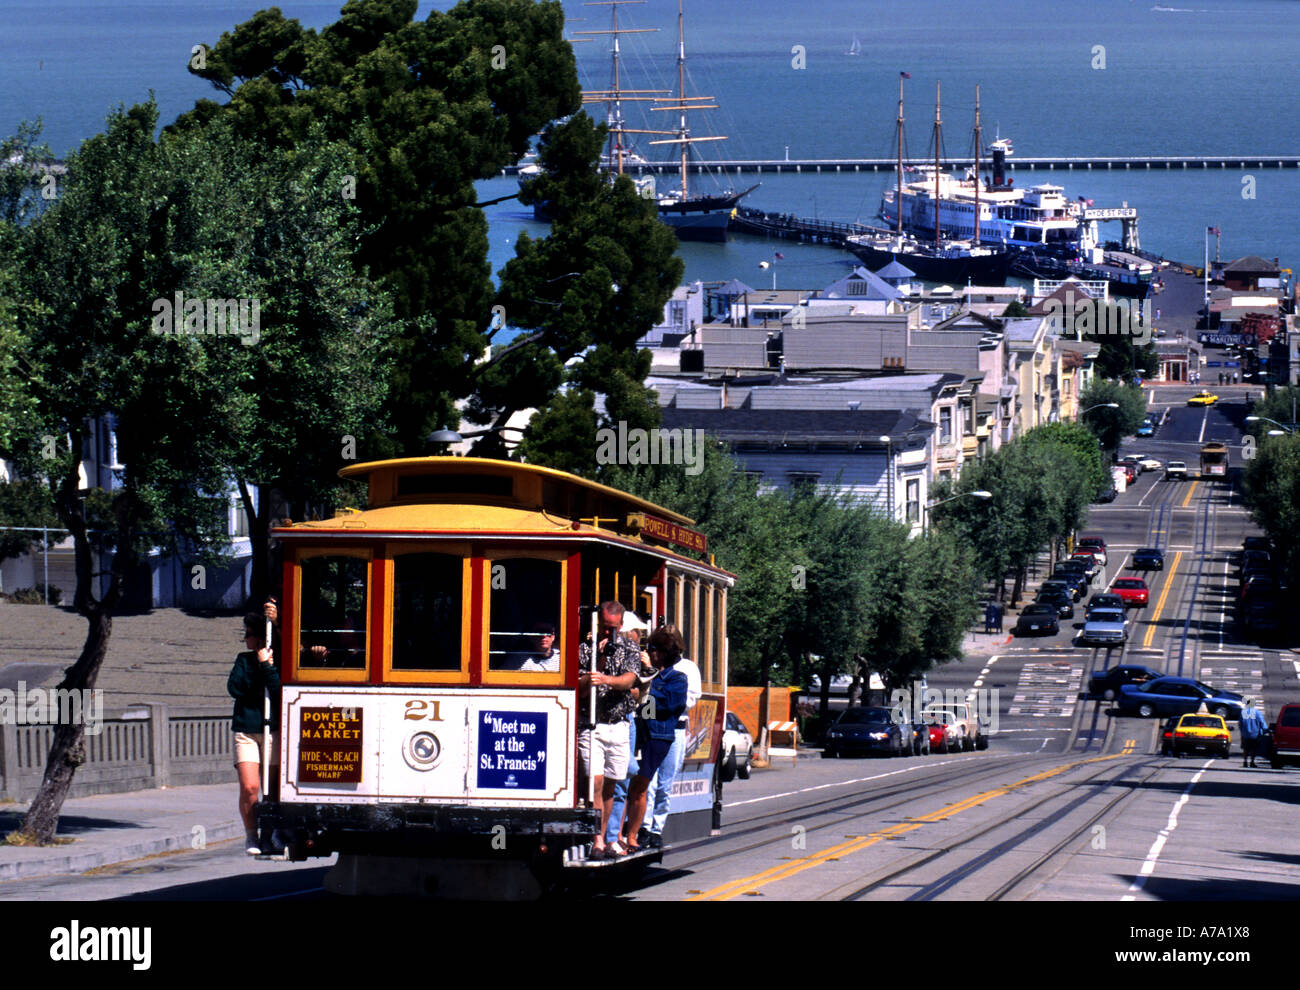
(774, 252), (785, 260)
(900, 71), (912, 79)
(1208, 226), (1220, 236)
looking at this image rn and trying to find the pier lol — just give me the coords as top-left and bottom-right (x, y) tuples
(503, 154), (1300, 176)
(729, 206), (879, 248)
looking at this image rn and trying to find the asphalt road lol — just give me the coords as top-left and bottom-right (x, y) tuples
(4, 384), (1294, 905)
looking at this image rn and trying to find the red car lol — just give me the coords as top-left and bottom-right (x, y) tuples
(1112, 577), (1149, 607)
(1271, 704), (1300, 769)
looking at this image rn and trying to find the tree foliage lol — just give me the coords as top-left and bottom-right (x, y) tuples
(1241, 431), (1300, 594)
(1077, 379), (1147, 459)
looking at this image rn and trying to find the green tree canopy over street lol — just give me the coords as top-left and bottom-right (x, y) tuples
(174, 0), (681, 467)
(1078, 379), (1147, 460)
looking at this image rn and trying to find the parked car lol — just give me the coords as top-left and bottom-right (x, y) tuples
(723, 711), (754, 780)
(1243, 594), (1282, 641)
(1116, 677), (1244, 719)
(1078, 607), (1129, 647)
(1035, 589), (1075, 619)
(1137, 420), (1156, 437)
(1083, 664), (1161, 701)
(823, 706), (911, 758)
(1240, 574), (1277, 602)
(1270, 703), (1300, 769)
(1048, 571), (1087, 600)
(1165, 461), (1189, 480)
(1242, 536), (1273, 555)
(920, 709), (964, 754)
(910, 718), (932, 756)
(1164, 714), (1231, 758)
(1068, 554), (1099, 582)
(1122, 462), (1138, 484)
(1057, 558), (1092, 582)
(1094, 485), (1118, 503)
(930, 700), (989, 751)
(1112, 577), (1150, 607)
(1239, 549), (1271, 574)
(1132, 547), (1165, 570)
(1015, 603), (1061, 637)
(1071, 545), (1105, 567)
(1076, 539), (1109, 567)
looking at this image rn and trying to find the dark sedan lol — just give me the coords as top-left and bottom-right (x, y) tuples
(1087, 592), (1125, 613)
(1116, 677), (1244, 719)
(1050, 570), (1089, 600)
(1082, 664), (1160, 701)
(1095, 486), (1117, 503)
(822, 707), (911, 758)
(1035, 590), (1075, 619)
(1015, 603), (1061, 637)
(1132, 547), (1165, 570)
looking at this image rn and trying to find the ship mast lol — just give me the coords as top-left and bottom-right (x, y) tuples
(647, 0), (725, 200)
(973, 84), (981, 247)
(934, 80), (941, 251)
(575, 2), (664, 177)
(896, 73), (905, 236)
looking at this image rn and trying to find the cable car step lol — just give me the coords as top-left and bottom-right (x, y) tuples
(561, 843), (663, 868)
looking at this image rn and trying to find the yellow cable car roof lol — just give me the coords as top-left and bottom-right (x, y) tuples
(335, 456), (695, 525)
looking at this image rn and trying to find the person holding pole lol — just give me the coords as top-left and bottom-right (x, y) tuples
(576, 601), (640, 858)
(228, 612), (281, 855)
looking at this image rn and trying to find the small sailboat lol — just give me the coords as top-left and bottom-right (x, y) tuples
(846, 35), (861, 56)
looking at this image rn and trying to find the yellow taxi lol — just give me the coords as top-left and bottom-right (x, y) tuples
(1162, 713), (1231, 758)
(1187, 391), (1219, 406)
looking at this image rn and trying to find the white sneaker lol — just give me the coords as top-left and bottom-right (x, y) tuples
(245, 832), (262, 855)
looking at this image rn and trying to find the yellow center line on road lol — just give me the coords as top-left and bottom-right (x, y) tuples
(1180, 480), (1199, 508)
(687, 752), (1127, 901)
(1142, 550), (1183, 648)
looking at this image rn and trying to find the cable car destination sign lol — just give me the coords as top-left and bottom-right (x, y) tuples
(298, 707), (363, 782)
(626, 512), (707, 553)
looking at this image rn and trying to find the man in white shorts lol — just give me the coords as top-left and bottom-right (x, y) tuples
(577, 601), (641, 857)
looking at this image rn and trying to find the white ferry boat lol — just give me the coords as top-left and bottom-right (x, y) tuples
(880, 139), (1092, 254)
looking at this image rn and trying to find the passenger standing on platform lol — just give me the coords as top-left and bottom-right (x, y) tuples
(645, 624), (701, 848)
(228, 613), (281, 855)
(624, 626), (690, 852)
(605, 613), (651, 852)
(577, 601), (641, 857)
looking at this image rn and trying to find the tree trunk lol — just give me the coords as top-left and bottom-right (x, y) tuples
(12, 446), (130, 844)
(239, 478), (272, 607)
(15, 609), (113, 843)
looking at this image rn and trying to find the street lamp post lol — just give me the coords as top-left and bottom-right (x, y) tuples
(924, 489), (992, 535)
(1079, 402), (1120, 417)
(1245, 415), (1295, 434)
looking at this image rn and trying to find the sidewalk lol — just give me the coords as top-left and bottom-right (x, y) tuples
(0, 783), (241, 883)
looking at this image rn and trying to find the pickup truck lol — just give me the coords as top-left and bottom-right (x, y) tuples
(1165, 461), (1188, 481)
(925, 701), (989, 751)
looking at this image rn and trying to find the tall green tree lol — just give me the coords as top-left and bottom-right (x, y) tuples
(1241, 431), (1300, 595)
(2, 103), (393, 843)
(175, 0), (680, 469)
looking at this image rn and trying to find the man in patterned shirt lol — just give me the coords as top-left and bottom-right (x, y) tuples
(578, 600), (641, 856)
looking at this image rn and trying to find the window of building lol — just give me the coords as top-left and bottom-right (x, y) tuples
(906, 479), (920, 522)
(392, 553), (464, 670)
(787, 471), (821, 489)
(299, 555), (368, 669)
(488, 557), (562, 672)
(939, 407), (953, 444)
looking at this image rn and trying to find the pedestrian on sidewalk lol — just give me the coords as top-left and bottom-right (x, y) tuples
(1240, 699), (1268, 768)
(228, 613), (281, 854)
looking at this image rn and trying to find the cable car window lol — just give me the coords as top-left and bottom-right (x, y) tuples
(488, 557), (562, 671)
(392, 553), (463, 670)
(299, 555), (368, 668)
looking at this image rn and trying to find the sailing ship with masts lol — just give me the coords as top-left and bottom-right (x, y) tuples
(846, 78), (1012, 284)
(519, 0), (754, 242)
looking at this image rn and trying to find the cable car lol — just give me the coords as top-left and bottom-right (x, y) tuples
(1199, 441), (1228, 478)
(256, 456), (734, 896)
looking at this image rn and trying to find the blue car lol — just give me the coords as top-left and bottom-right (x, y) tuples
(1132, 547), (1165, 570)
(1116, 677), (1243, 719)
(1137, 420), (1156, 437)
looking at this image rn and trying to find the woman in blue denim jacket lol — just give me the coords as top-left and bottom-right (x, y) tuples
(615, 625), (688, 854)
